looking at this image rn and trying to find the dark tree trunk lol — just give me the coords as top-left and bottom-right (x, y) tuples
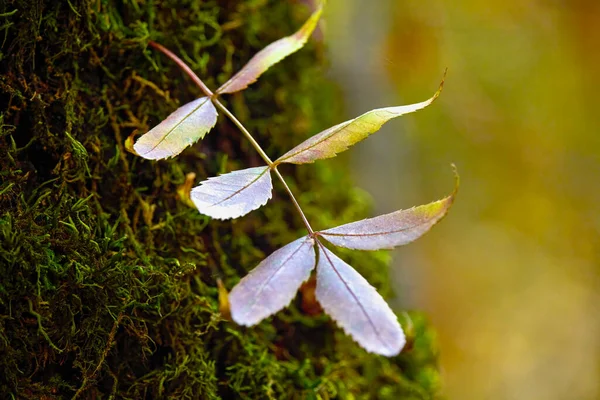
(0, 0), (440, 398)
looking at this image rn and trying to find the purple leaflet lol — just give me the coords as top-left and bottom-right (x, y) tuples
(229, 236), (316, 326)
(215, 4), (323, 95)
(318, 191), (456, 251)
(191, 166), (273, 220)
(315, 242), (405, 356)
(133, 96), (218, 160)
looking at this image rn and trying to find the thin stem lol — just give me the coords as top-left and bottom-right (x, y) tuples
(149, 40), (272, 165)
(214, 98), (314, 234)
(273, 167), (314, 234)
(148, 41), (213, 97)
(211, 98), (273, 166)
(148, 41), (314, 235)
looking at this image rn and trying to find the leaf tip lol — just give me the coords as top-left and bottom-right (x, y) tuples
(230, 310), (256, 327)
(430, 68), (448, 103)
(334, 315), (406, 357)
(132, 137), (156, 160)
(449, 162), (460, 200)
(295, 1), (324, 40)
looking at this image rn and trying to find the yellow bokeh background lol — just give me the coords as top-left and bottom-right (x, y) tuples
(325, 0), (600, 398)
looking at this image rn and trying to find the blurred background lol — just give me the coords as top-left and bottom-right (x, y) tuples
(323, 0), (600, 399)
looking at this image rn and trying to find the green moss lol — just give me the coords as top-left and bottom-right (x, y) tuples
(0, 0), (442, 398)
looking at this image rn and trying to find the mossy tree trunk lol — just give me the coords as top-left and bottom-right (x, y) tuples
(0, 0), (440, 398)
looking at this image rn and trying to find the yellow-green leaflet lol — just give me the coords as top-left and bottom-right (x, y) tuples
(275, 77), (444, 165)
(216, 4), (323, 95)
(134, 97), (217, 160)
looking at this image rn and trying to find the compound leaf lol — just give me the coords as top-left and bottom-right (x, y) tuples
(191, 166), (272, 219)
(229, 236), (316, 326)
(318, 172), (458, 250)
(315, 243), (405, 356)
(275, 77), (444, 165)
(216, 4), (323, 94)
(134, 96), (218, 160)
